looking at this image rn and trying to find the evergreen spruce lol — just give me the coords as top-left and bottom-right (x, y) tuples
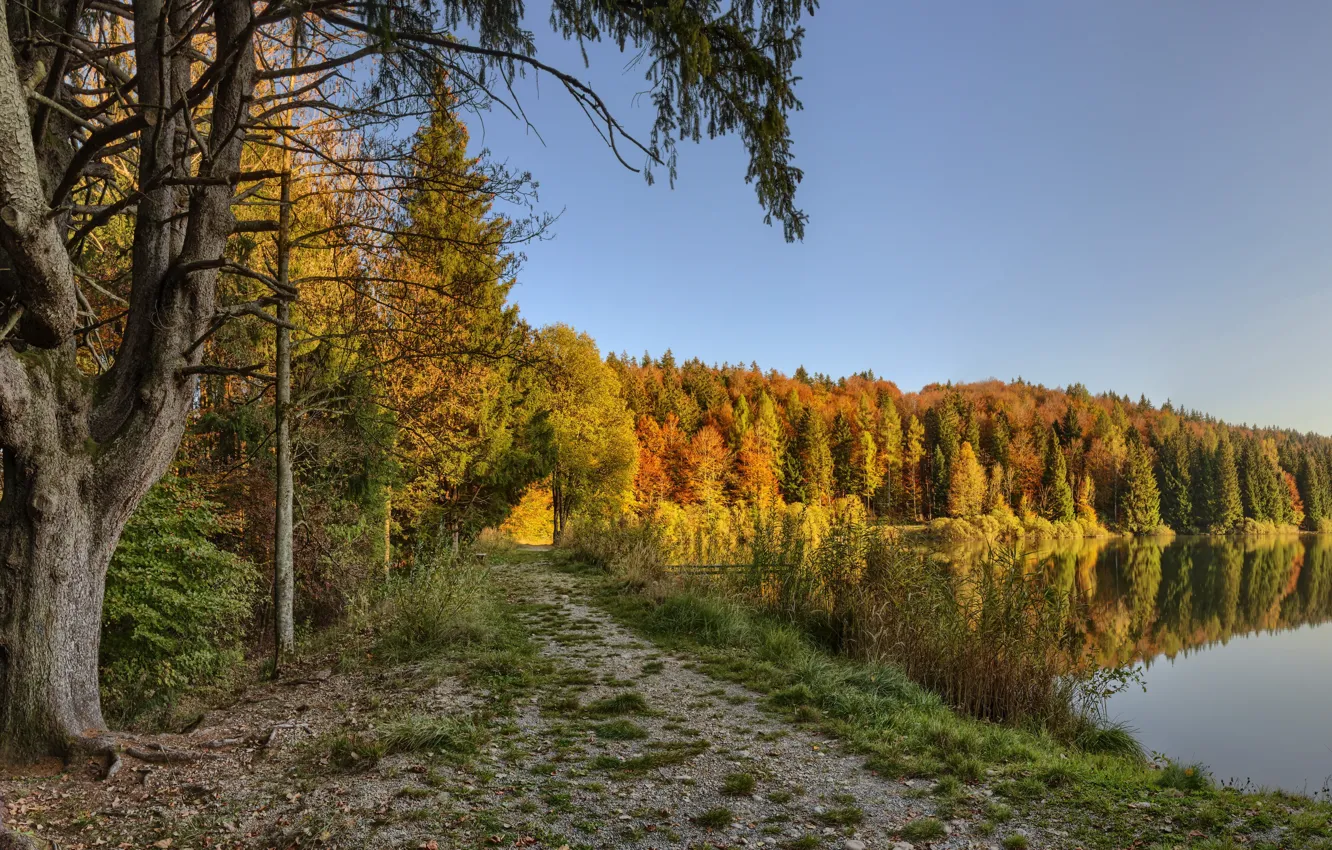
(830, 410), (856, 498)
(1041, 428), (1076, 523)
(1157, 428), (1193, 532)
(796, 408), (833, 504)
(1121, 437), (1162, 533)
(1213, 434), (1243, 532)
(1298, 453), (1326, 530)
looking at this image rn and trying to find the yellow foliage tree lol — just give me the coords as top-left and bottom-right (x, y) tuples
(947, 442), (987, 518)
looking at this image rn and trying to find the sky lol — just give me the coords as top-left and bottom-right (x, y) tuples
(462, 2), (1332, 434)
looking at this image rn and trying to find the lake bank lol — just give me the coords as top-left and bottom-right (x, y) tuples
(929, 532), (1332, 795)
(567, 547), (1332, 848)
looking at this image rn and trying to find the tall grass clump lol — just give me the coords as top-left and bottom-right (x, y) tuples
(361, 548), (496, 664)
(560, 521), (668, 588)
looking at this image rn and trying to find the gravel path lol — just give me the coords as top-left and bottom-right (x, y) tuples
(494, 559), (1039, 850)
(0, 556), (1057, 849)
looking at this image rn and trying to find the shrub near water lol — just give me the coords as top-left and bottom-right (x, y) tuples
(101, 476), (257, 724)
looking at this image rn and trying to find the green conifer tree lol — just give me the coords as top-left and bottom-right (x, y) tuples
(930, 444), (949, 520)
(1041, 428), (1076, 523)
(1213, 433), (1243, 532)
(1298, 453), (1326, 530)
(1157, 428), (1193, 531)
(830, 410), (856, 498)
(730, 394), (752, 447)
(796, 409), (833, 505)
(1121, 438), (1162, 533)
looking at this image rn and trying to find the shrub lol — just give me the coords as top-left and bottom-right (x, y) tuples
(101, 476), (257, 725)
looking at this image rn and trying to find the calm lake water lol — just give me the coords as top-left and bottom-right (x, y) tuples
(942, 534), (1332, 797)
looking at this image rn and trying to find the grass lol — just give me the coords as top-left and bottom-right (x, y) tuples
(582, 691), (650, 718)
(1001, 835), (1029, 850)
(815, 805), (863, 826)
(900, 817), (947, 841)
(590, 740), (709, 773)
(692, 807), (734, 829)
(593, 719), (649, 740)
(379, 714), (485, 757)
(1157, 761), (1212, 792)
(721, 772), (757, 796)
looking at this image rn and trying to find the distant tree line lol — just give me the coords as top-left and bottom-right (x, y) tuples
(604, 356), (1332, 535)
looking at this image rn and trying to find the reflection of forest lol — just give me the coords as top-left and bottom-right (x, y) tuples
(942, 536), (1332, 669)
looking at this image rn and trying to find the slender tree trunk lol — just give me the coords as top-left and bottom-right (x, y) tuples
(273, 170), (295, 666)
(383, 485), (392, 573)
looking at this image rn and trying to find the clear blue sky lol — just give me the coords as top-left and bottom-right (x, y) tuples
(467, 2), (1332, 434)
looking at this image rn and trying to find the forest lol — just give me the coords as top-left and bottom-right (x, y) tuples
(570, 356), (1332, 544)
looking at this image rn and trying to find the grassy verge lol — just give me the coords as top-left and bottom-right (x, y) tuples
(557, 556), (1332, 850)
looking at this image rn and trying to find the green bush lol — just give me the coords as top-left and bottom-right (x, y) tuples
(101, 476), (257, 724)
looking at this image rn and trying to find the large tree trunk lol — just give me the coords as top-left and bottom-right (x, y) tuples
(0, 350), (146, 759)
(0, 458), (111, 759)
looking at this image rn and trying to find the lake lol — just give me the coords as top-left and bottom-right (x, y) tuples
(941, 534), (1332, 797)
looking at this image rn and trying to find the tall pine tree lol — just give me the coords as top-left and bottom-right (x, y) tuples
(1212, 433), (1243, 532)
(1121, 432), (1162, 533)
(1041, 427), (1076, 523)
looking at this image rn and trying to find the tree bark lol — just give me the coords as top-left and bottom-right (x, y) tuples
(0, 350), (119, 759)
(273, 171), (295, 665)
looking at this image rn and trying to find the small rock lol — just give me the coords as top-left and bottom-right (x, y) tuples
(844, 840), (867, 850)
